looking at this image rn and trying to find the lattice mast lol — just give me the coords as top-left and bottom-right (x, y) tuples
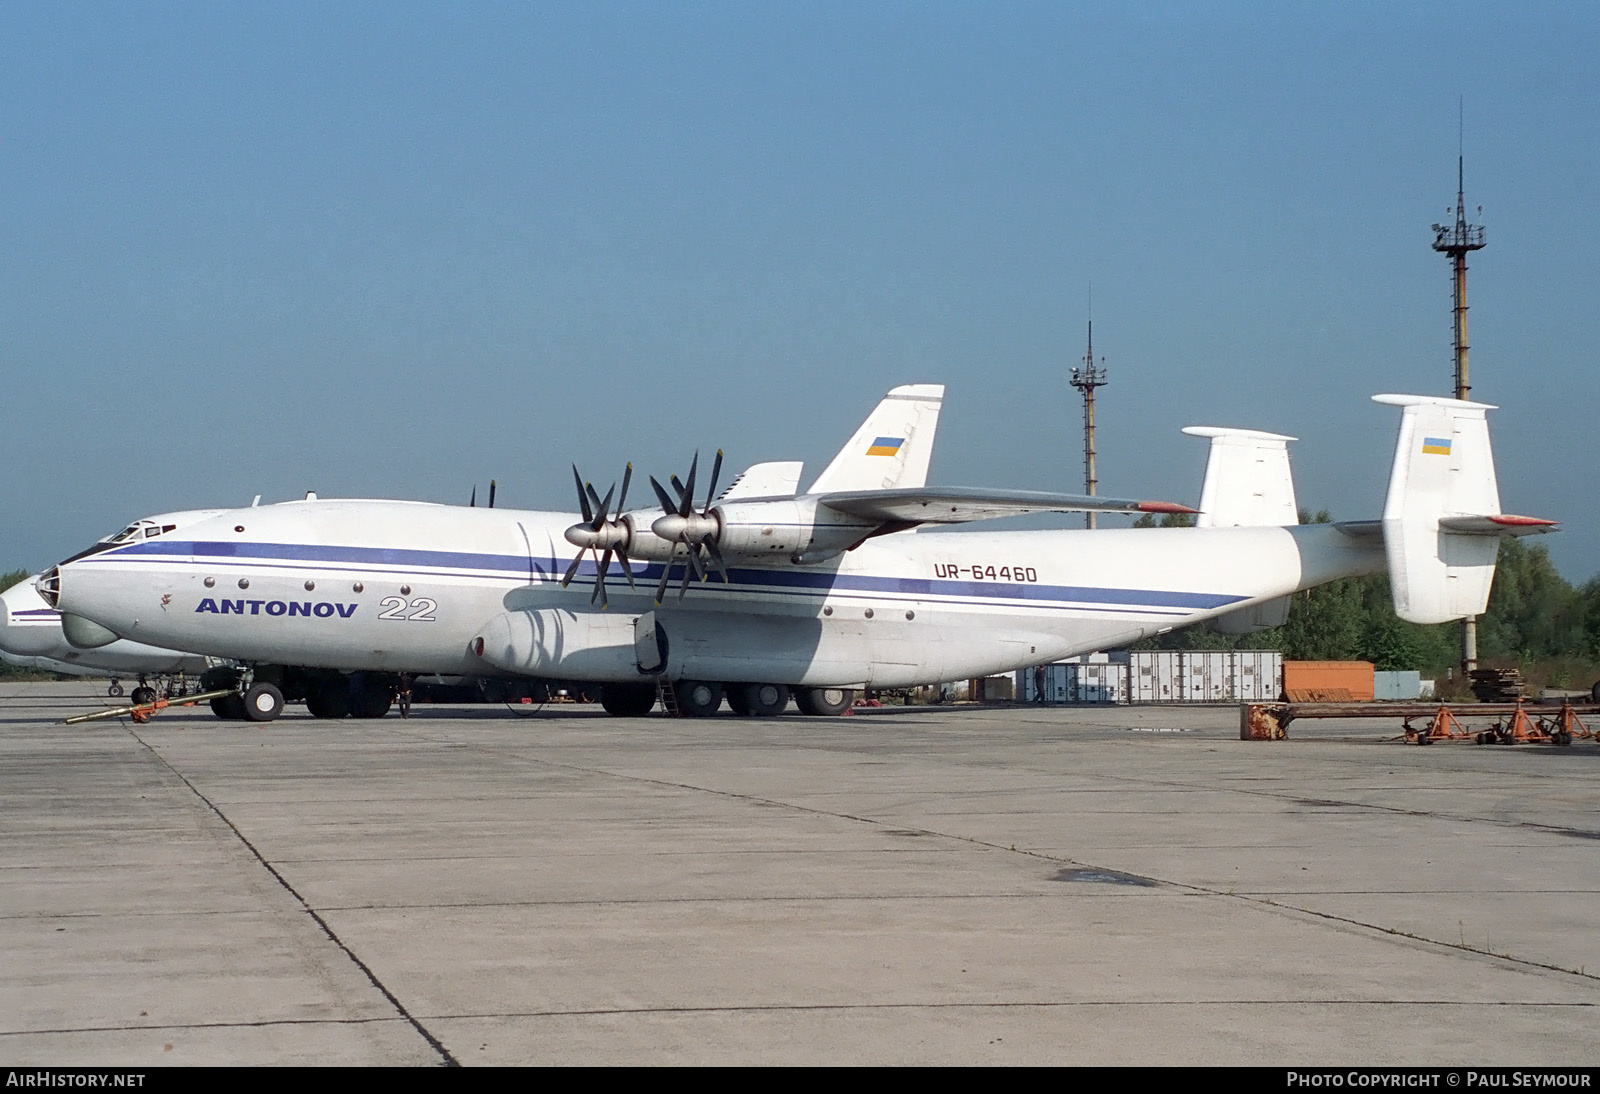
(1431, 144), (1486, 676)
(1069, 318), (1108, 529)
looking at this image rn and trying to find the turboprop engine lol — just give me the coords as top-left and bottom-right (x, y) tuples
(565, 450), (880, 606)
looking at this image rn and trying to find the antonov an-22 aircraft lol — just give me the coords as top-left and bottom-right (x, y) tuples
(39, 386), (1552, 721)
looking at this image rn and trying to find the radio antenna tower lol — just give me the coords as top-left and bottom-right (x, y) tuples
(1069, 305), (1108, 529)
(1431, 103), (1486, 676)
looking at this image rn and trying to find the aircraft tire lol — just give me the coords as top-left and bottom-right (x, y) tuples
(353, 684), (392, 719)
(130, 686), (157, 706)
(211, 694), (246, 720)
(243, 683), (285, 722)
(795, 686), (855, 717)
(108, 682), (124, 698)
(600, 682), (657, 717)
(736, 682), (789, 717)
(307, 685), (351, 719)
(673, 680), (724, 717)
(725, 687), (752, 716)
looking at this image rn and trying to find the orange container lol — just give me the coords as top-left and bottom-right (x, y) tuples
(1282, 661), (1375, 702)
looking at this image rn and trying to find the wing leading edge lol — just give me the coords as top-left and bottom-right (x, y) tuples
(820, 487), (1197, 526)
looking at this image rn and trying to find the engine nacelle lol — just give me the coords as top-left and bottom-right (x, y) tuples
(616, 498), (879, 569)
(713, 499), (874, 564)
(615, 514), (682, 564)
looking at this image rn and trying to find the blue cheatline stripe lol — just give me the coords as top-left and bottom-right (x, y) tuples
(104, 538), (536, 574)
(82, 539), (1248, 612)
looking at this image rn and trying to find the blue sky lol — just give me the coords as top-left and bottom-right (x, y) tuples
(4, 3), (1597, 579)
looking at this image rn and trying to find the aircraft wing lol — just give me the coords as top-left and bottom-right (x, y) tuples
(819, 487), (1198, 526)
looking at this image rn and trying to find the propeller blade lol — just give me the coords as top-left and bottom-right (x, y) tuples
(470, 485), (477, 508)
(591, 549), (613, 608)
(679, 453), (699, 518)
(488, 480), (496, 508)
(702, 535), (731, 584)
(585, 481), (606, 522)
(677, 559), (694, 600)
(593, 482), (616, 528)
(704, 449), (723, 509)
(685, 542), (705, 582)
(654, 562), (674, 605)
(616, 552), (637, 589)
(617, 463), (632, 513)
(572, 466), (593, 523)
(561, 551), (584, 588)
(650, 475), (676, 515)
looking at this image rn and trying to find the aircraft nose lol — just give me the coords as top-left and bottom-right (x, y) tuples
(37, 566), (60, 609)
(0, 578), (60, 657)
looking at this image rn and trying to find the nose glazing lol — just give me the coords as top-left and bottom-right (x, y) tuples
(36, 567), (61, 609)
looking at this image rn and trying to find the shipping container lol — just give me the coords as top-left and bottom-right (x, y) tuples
(1128, 650), (1284, 703)
(970, 676), (1015, 701)
(1017, 651), (1279, 704)
(1374, 670), (1422, 701)
(1282, 661), (1375, 702)
(1015, 654), (1129, 703)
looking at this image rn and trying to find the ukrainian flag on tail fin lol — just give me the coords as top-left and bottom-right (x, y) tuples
(807, 384), (944, 493)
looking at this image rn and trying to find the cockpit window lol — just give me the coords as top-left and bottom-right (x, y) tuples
(103, 520), (172, 544)
(59, 517), (181, 566)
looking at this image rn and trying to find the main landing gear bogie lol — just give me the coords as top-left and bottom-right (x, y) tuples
(600, 682), (658, 717)
(794, 686), (856, 717)
(659, 680), (855, 717)
(673, 680), (725, 717)
(728, 682), (790, 717)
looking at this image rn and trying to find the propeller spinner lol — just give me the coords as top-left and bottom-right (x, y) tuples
(649, 450), (731, 603)
(561, 464), (636, 609)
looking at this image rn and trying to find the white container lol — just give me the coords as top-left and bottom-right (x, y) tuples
(1129, 650), (1282, 703)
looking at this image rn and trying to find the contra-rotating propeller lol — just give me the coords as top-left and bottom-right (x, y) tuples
(561, 464), (636, 609)
(648, 450), (731, 603)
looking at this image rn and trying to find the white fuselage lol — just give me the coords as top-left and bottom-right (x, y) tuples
(50, 499), (1385, 688)
(0, 578), (210, 677)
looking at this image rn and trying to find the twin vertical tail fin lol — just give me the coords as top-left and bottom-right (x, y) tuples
(806, 383), (944, 494)
(1374, 394), (1555, 624)
(1183, 427), (1299, 528)
(1183, 427), (1299, 634)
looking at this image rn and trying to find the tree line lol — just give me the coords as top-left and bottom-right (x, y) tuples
(1131, 512), (1600, 689)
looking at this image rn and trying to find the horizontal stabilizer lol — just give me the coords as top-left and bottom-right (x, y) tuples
(820, 486), (1197, 525)
(1437, 514), (1558, 536)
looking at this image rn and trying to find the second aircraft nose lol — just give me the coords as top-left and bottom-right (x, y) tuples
(0, 577), (65, 657)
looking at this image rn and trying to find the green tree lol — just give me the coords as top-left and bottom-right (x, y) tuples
(1478, 538), (1580, 662)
